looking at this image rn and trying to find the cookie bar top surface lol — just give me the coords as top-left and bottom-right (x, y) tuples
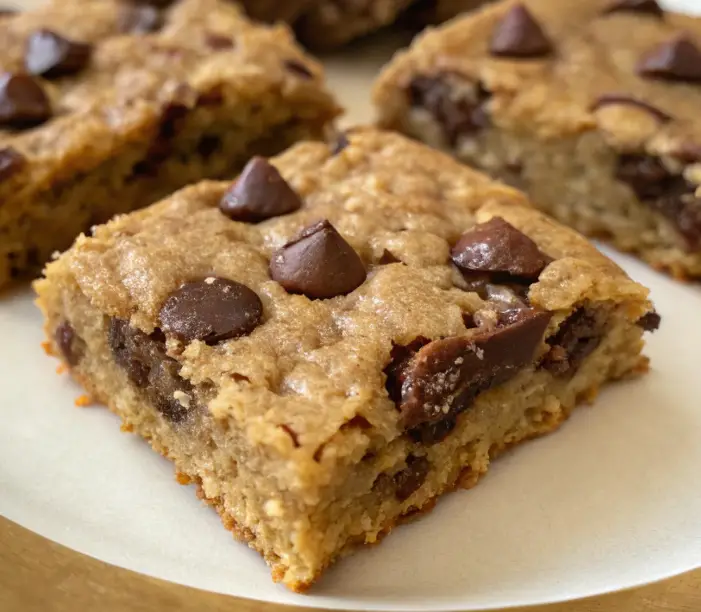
(375, 0), (701, 150)
(0, 0), (338, 212)
(50, 129), (649, 466)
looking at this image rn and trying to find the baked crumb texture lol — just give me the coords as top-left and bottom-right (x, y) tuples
(374, 0), (701, 279)
(240, 0), (491, 50)
(36, 130), (657, 592)
(0, 0), (339, 289)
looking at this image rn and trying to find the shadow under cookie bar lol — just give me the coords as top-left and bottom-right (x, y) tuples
(374, 0), (701, 279)
(35, 129), (657, 592)
(0, 0), (339, 289)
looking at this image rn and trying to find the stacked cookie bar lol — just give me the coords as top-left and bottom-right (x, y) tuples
(0, 0), (338, 288)
(375, 0), (701, 278)
(36, 129), (657, 591)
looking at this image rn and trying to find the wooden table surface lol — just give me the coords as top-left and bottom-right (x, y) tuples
(1, 516), (698, 612)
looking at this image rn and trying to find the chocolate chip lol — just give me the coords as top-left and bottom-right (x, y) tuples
(451, 217), (552, 282)
(108, 318), (193, 422)
(119, 5), (164, 34)
(408, 418), (457, 446)
(385, 337), (431, 404)
(542, 308), (606, 376)
(25, 30), (92, 78)
(616, 154), (701, 250)
(592, 94), (671, 122)
(393, 310), (551, 430)
(637, 37), (701, 83)
(331, 133), (350, 156)
(284, 59), (313, 79)
(205, 33), (235, 49)
(379, 249), (401, 264)
(219, 157), (303, 222)
(490, 4), (553, 58)
(603, 0), (664, 17)
(637, 310), (661, 332)
(270, 220), (367, 299)
(159, 277), (263, 345)
(408, 75), (490, 146)
(395, 455), (430, 501)
(55, 321), (81, 367)
(0, 72), (51, 128)
(0, 147), (25, 181)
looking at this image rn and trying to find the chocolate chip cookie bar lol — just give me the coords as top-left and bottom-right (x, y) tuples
(36, 129), (657, 591)
(375, 0), (701, 279)
(241, 0), (490, 51)
(0, 0), (338, 289)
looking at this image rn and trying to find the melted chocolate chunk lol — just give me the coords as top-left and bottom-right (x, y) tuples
(284, 59), (313, 79)
(0, 147), (25, 181)
(489, 4), (553, 58)
(395, 455), (430, 501)
(451, 217), (552, 282)
(637, 37), (701, 83)
(159, 277), (263, 345)
(108, 319), (193, 422)
(408, 418), (457, 446)
(270, 220), (367, 299)
(542, 308), (606, 376)
(592, 94), (671, 123)
(408, 75), (490, 146)
(616, 154), (701, 251)
(391, 310), (551, 431)
(603, 0), (664, 17)
(119, 5), (164, 34)
(25, 30), (92, 78)
(384, 337), (431, 404)
(55, 321), (82, 367)
(219, 157), (303, 222)
(637, 310), (661, 332)
(0, 73), (51, 128)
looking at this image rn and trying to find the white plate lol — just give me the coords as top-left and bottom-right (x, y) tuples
(2, 1), (701, 610)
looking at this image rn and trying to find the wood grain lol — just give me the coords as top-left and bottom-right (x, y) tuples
(0, 516), (699, 612)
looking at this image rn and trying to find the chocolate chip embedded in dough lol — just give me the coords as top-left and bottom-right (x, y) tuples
(205, 33), (235, 49)
(331, 132), (350, 156)
(284, 59), (313, 79)
(490, 4), (553, 58)
(219, 157), (303, 222)
(25, 30), (92, 78)
(395, 455), (430, 501)
(270, 220), (367, 299)
(408, 75), (491, 146)
(0, 147), (25, 181)
(637, 310), (661, 332)
(119, 5), (164, 34)
(159, 277), (264, 345)
(615, 154), (701, 251)
(542, 308), (607, 376)
(55, 321), (82, 367)
(451, 217), (552, 281)
(637, 37), (701, 83)
(0, 72), (51, 128)
(603, 0), (664, 17)
(592, 94), (671, 123)
(395, 309), (552, 430)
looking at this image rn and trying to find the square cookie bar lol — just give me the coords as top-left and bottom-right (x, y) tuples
(241, 0), (491, 50)
(36, 129), (657, 591)
(0, 0), (338, 289)
(375, 0), (701, 279)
